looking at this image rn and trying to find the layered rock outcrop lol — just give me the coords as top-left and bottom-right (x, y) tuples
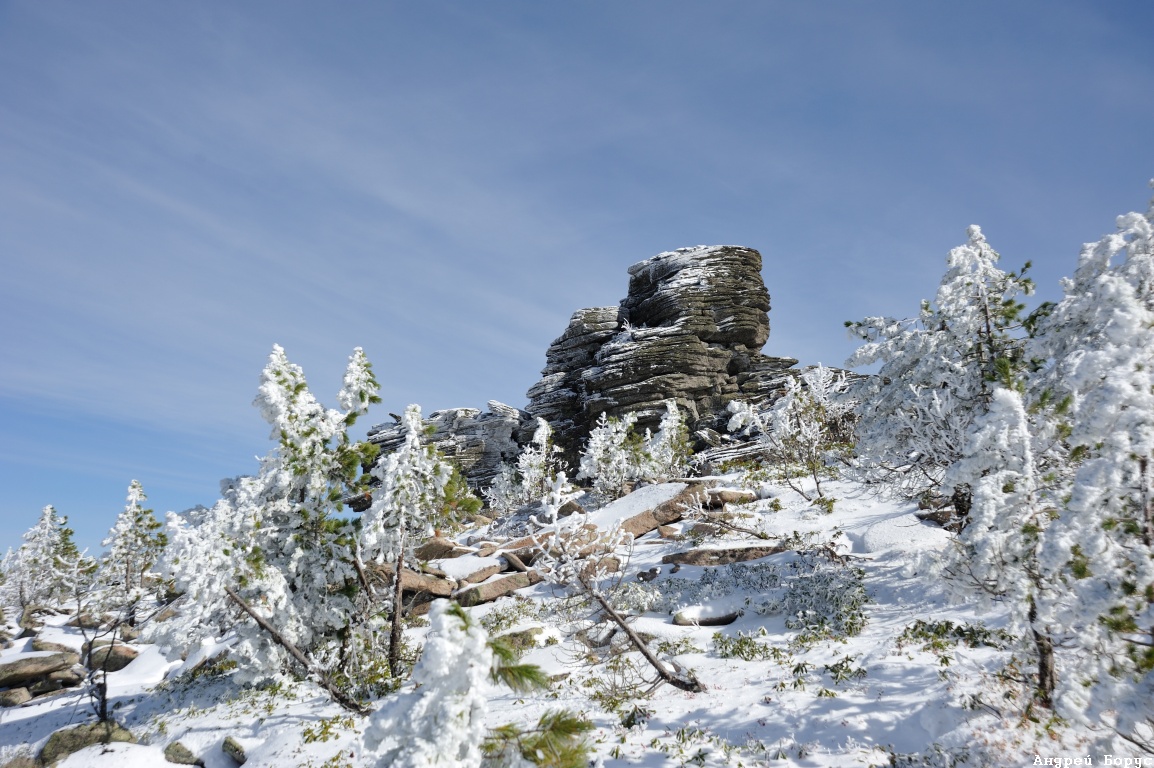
(367, 400), (531, 488)
(368, 244), (797, 486)
(526, 245), (796, 460)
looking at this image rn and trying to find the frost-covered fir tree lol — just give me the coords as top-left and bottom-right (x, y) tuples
(360, 403), (454, 675)
(577, 411), (645, 501)
(728, 365), (855, 501)
(485, 418), (566, 515)
(100, 480), (166, 611)
(940, 387), (1060, 706)
(846, 226), (1034, 512)
(363, 599), (493, 767)
(642, 399), (692, 482)
(155, 346), (380, 689)
(1029, 188), (1154, 747)
(6, 505), (87, 609)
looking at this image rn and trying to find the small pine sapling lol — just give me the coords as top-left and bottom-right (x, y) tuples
(728, 365), (854, 501)
(360, 404), (454, 677)
(485, 419), (566, 515)
(363, 599), (576, 768)
(642, 399), (693, 482)
(99, 480), (167, 620)
(577, 412), (646, 501)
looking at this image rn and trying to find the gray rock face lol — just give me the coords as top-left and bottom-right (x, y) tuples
(366, 400), (531, 489)
(367, 245), (796, 489)
(527, 246), (796, 459)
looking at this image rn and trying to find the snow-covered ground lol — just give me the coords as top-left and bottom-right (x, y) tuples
(0, 478), (1136, 766)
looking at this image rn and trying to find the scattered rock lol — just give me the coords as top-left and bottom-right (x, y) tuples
(0, 687), (31, 707)
(31, 639), (76, 654)
(661, 544), (788, 567)
(672, 607), (744, 626)
(495, 626), (544, 653)
(0, 653), (80, 688)
(222, 736), (247, 765)
(557, 499), (585, 518)
(65, 614), (105, 630)
(706, 488), (758, 508)
(456, 571), (543, 607)
(368, 563), (455, 598)
(164, 741), (204, 766)
(636, 567), (661, 582)
(617, 483), (707, 539)
(87, 645), (139, 673)
(413, 537), (463, 561)
(39, 721), (135, 766)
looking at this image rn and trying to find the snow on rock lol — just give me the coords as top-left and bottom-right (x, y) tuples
(56, 742), (168, 768)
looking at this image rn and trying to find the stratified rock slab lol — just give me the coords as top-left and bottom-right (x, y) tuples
(661, 544), (787, 566)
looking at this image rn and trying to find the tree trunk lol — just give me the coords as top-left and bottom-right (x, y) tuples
(1029, 597), (1055, 708)
(224, 586), (368, 715)
(584, 578), (702, 693)
(388, 528), (407, 678)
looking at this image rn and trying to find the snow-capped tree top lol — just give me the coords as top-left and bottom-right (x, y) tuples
(337, 346), (381, 419)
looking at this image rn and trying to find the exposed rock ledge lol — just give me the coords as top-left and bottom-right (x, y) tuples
(369, 245), (798, 488)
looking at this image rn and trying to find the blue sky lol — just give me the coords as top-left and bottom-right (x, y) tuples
(2, 1), (1152, 551)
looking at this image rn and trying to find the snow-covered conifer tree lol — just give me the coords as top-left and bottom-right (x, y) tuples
(846, 226), (1034, 510)
(485, 418), (565, 515)
(8, 505), (87, 609)
(729, 365), (854, 501)
(1029, 188), (1154, 746)
(941, 387), (1060, 706)
(154, 346), (381, 690)
(643, 399), (692, 482)
(361, 403), (454, 675)
(100, 480), (166, 610)
(577, 412), (644, 501)
(362, 600), (493, 767)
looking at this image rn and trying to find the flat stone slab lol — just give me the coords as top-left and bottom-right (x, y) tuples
(706, 488), (758, 507)
(609, 483), (708, 540)
(661, 544), (788, 566)
(672, 606), (744, 626)
(456, 571), (543, 607)
(0, 652), (80, 688)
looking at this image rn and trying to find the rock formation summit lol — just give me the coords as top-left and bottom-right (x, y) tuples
(525, 245), (797, 459)
(368, 244), (797, 486)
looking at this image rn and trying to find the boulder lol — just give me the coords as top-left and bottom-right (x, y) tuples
(413, 537), (465, 561)
(706, 488), (758, 508)
(39, 721), (135, 766)
(672, 607), (744, 627)
(617, 484), (707, 539)
(368, 564), (455, 598)
(164, 741), (204, 766)
(0, 687), (31, 707)
(495, 626), (544, 653)
(661, 544), (788, 567)
(87, 645), (139, 673)
(31, 639), (76, 654)
(0, 653), (79, 688)
(456, 571), (543, 607)
(222, 736), (247, 765)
